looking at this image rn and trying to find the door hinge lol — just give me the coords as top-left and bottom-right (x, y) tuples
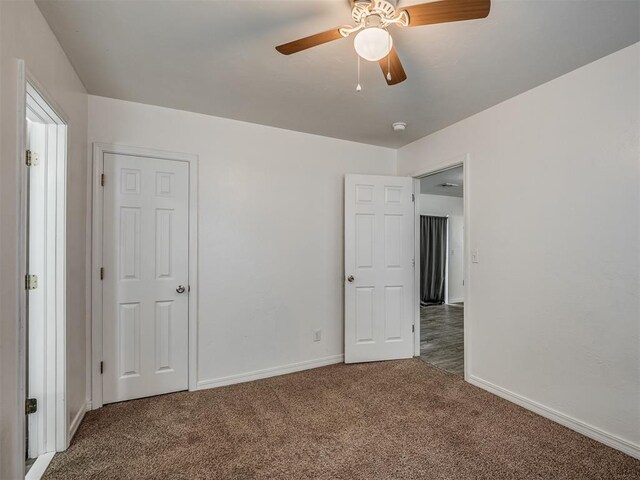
(100, 174), (105, 186)
(100, 361), (104, 374)
(25, 398), (37, 415)
(25, 150), (39, 167)
(411, 193), (415, 202)
(412, 324), (415, 333)
(25, 274), (38, 290)
(412, 258), (415, 268)
(100, 267), (104, 280)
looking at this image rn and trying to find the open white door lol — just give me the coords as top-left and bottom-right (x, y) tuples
(25, 81), (68, 463)
(102, 153), (190, 403)
(345, 174), (415, 363)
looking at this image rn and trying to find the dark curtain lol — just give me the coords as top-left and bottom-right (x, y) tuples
(420, 216), (447, 305)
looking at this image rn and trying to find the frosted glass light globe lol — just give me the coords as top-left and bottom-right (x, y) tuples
(354, 27), (393, 62)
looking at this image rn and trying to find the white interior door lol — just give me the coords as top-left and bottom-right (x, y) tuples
(345, 174), (415, 363)
(26, 91), (63, 457)
(26, 118), (46, 458)
(24, 82), (68, 461)
(102, 153), (189, 404)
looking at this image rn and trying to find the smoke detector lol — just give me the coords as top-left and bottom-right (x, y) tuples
(392, 122), (407, 132)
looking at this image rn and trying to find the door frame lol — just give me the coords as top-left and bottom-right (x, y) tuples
(16, 64), (70, 477)
(411, 154), (470, 380)
(91, 143), (199, 409)
(25, 78), (69, 457)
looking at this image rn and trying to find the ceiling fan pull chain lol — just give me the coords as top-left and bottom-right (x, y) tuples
(386, 31), (392, 81)
(356, 54), (362, 92)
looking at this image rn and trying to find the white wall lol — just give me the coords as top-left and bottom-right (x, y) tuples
(399, 44), (640, 455)
(419, 194), (464, 303)
(88, 95), (396, 388)
(0, 1), (88, 478)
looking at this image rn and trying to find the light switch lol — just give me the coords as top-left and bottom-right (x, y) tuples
(471, 249), (479, 263)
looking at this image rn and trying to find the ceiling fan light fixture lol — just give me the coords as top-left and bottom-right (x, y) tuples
(354, 27), (393, 62)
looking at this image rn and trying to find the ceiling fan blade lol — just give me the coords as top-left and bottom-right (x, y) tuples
(379, 46), (407, 86)
(403, 0), (490, 27)
(276, 28), (344, 55)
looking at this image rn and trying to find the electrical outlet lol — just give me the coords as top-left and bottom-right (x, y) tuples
(313, 329), (322, 342)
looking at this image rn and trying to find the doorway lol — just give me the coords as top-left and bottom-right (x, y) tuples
(91, 144), (199, 408)
(24, 81), (68, 476)
(414, 165), (465, 376)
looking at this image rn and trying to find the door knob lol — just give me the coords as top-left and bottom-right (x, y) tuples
(176, 285), (186, 294)
(347, 275), (354, 283)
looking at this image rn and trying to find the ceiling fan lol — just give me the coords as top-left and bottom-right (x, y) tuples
(276, 0), (491, 86)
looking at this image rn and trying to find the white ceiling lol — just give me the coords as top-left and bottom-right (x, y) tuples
(36, 0), (639, 148)
(420, 166), (463, 196)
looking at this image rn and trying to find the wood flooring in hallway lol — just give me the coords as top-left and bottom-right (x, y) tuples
(420, 303), (464, 375)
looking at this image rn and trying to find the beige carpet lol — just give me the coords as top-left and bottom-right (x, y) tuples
(44, 359), (639, 479)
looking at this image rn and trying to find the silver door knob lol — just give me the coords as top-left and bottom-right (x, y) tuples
(347, 275), (354, 283)
(176, 285), (186, 294)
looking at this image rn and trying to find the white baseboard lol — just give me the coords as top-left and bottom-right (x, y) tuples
(467, 374), (640, 460)
(68, 402), (87, 442)
(447, 298), (464, 304)
(25, 452), (55, 480)
(197, 354), (344, 390)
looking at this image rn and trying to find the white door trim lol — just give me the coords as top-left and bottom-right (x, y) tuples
(16, 64), (70, 479)
(91, 143), (199, 409)
(412, 154), (470, 380)
(16, 59), (28, 480)
(25, 79), (69, 456)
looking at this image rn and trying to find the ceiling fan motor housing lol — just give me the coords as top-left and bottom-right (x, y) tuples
(352, 0), (398, 24)
(353, 0), (398, 7)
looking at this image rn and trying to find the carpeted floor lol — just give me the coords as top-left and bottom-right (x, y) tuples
(44, 359), (640, 480)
